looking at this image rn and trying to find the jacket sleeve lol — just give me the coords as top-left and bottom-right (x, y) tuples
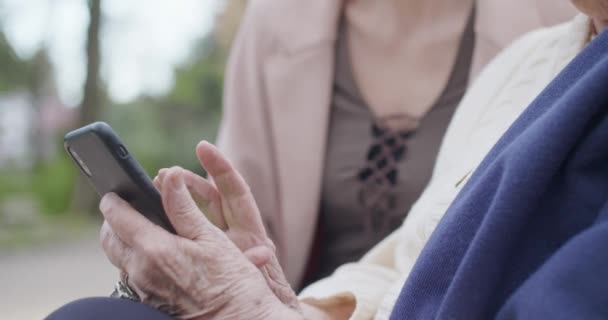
(216, 1), (282, 243)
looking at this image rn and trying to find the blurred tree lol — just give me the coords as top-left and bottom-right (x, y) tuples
(28, 50), (54, 167)
(126, 0), (247, 177)
(67, 0), (244, 213)
(166, 36), (224, 113)
(80, 0), (104, 126)
(0, 31), (30, 92)
(0, 0), (251, 226)
(161, 0), (247, 121)
(0, 25), (77, 218)
(164, 0), (246, 114)
(71, 0), (104, 214)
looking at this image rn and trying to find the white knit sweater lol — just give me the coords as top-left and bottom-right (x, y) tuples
(299, 14), (590, 320)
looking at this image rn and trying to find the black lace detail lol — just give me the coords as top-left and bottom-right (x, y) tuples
(357, 116), (414, 237)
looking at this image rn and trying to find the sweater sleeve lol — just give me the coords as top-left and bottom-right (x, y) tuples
(299, 230), (402, 320)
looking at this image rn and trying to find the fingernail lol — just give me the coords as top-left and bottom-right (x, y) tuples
(100, 193), (116, 212)
(170, 168), (185, 191)
(158, 168), (167, 175)
(197, 141), (212, 152)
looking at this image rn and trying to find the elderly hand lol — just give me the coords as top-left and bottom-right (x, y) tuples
(99, 142), (302, 319)
(153, 142), (299, 310)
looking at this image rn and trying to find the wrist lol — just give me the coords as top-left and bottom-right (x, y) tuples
(252, 293), (304, 320)
(270, 304), (306, 320)
(222, 281), (303, 320)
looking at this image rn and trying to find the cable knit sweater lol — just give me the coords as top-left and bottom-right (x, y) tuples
(299, 14), (590, 320)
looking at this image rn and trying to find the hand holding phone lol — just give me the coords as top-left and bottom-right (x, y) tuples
(64, 122), (176, 233)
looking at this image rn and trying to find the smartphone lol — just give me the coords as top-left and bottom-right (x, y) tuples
(64, 121), (176, 234)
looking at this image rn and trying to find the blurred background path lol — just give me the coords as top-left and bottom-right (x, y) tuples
(0, 234), (116, 319)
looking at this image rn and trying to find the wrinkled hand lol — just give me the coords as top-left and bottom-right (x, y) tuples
(99, 142), (301, 319)
(153, 142), (299, 310)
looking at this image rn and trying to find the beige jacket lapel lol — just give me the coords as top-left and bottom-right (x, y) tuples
(262, 0), (342, 285)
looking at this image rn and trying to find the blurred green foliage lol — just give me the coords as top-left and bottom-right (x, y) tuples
(105, 99), (222, 177)
(169, 36), (226, 112)
(0, 0), (248, 244)
(31, 152), (77, 215)
(0, 142), (76, 216)
(0, 32), (31, 91)
(105, 35), (226, 177)
(0, 168), (30, 200)
(0, 32), (230, 223)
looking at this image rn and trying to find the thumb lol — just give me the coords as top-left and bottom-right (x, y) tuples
(161, 166), (210, 240)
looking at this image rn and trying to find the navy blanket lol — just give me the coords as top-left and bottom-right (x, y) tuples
(390, 31), (608, 319)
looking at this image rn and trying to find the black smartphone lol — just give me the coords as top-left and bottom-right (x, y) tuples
(64, 121), (176, 233)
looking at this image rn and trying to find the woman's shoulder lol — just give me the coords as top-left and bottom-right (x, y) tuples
(475, 14), (589, 84)
(235, 0), (341, 54)
(432, 15), (589, 177)
(461, 15), (588, 113)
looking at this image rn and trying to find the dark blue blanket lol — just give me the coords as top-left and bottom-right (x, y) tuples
(390, 31), (608, 319)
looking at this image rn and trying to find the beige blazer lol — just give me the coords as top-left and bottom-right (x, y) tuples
(216, 0), (576, 287)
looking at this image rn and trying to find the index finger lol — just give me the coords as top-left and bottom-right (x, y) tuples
(195, 141), (266, 234)
(196, 141), (249, 199)
(100, 192), (170, 249)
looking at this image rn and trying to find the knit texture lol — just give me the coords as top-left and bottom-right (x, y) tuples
(300, 16), (589, 320)
(390, 29), (608, 320)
